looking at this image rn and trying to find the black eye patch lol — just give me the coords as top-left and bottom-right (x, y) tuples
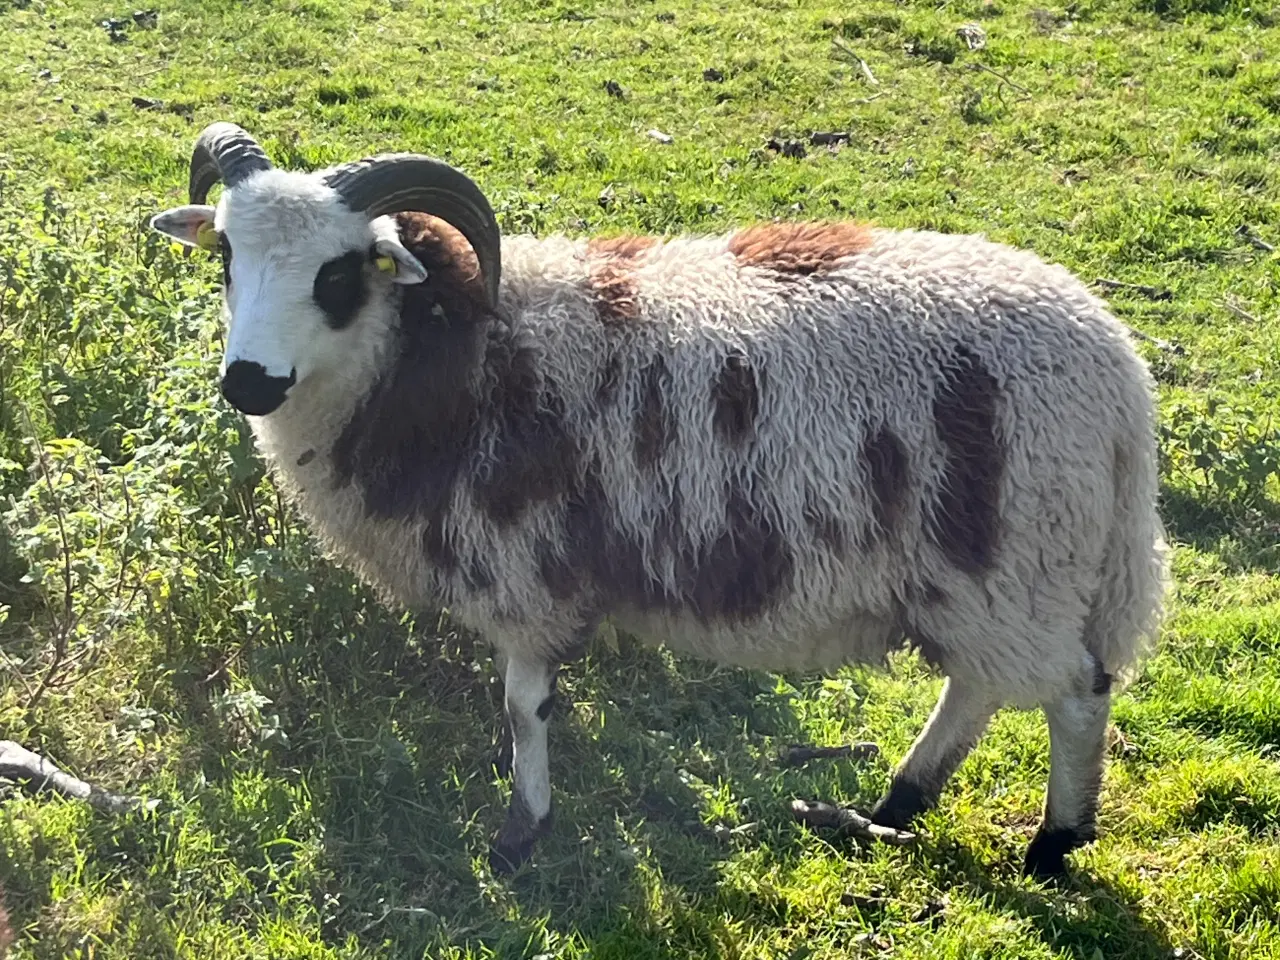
(313, 250), (368, 330)
(218, 233), (232, 288)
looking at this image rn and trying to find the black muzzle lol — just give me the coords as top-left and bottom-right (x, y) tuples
(220, 360), (296, 416)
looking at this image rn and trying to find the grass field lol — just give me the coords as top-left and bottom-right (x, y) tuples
(1, 0), (1279, 956)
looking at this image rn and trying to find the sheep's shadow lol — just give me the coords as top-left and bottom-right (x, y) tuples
(1158, 482), (1280, 573)
(898, 834), (1174, 959)
(152, 600), (1172, 959)
(499, 649), (1174, 960)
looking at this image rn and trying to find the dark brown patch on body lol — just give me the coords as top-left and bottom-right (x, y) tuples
(333, 212), (580, 587)
(634, 355), (674, 469)
(803, 490), (846, 555)
(471, 339), (579, 527)
(678, 484), (795, 621)
(928, 344), (1003, 574)
(536, 539), (579, 600)
(1091, 657), (1113, 696)
(864, 426), (908, 538)
(585, 234), (657, 325)
(728, 221), (873, 275)
(712, 351), (760, 445)
(596, 353), (622, 406)
(909, 630), (947, 670)
(332, 213), (489, 576)
(553, 468), (792, 624)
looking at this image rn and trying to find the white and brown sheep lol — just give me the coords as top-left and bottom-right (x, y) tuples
(149, 122), (1169, 879)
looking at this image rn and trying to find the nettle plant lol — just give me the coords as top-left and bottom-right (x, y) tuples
(0, 185), (353, 731)
(1159, 395), (1280, 512)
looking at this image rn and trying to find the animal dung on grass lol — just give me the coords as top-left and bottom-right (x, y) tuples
(147, 120), (1170, 881)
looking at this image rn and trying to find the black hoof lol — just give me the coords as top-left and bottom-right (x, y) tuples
(869, 779), (929, 832)
(488, 806), (552, 875)
(488, 834), (535, 875)
(1023, 827), (1086, 881)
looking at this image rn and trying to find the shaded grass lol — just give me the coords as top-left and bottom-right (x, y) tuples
(0, 0), (1279, 958)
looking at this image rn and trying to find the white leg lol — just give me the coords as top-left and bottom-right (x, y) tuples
(489, 652), (558, 873)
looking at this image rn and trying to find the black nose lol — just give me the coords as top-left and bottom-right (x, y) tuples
(220, 360), (296, 416)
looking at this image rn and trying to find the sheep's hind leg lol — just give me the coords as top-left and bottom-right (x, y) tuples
(489, 652), (558, 874)
(1023, 654), (1112, 880)
(868, 676), (1000, 831)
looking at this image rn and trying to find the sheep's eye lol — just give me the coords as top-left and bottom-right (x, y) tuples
(218, 233), (232, 288)
(312, 250), (368, 330)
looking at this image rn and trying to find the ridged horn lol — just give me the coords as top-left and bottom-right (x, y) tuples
(323, 154), (502, 308)
(189, 122), (274, 204)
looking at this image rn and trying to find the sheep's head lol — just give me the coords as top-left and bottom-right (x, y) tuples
(149, 122), (501, 417)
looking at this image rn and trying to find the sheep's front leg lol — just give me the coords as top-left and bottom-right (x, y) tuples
(791, 676), (995, 847)
(488, 652), (558, 874)
(869, 676), (999, 830)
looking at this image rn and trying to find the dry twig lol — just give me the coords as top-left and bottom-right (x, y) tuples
(1221, 297), (1259, 323)
(1094, 277), (1172, 301)
(968, 62), (1032, 99)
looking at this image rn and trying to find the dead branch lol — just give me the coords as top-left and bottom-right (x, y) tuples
(1235, 224), (1274, 253)
(790, 798), (917, 846)
(832, 38), (879, 86)
(1126, 327), (1182, 355)
(1221, 297), (1259, 323)
(0, 740), (155, 814)
(779, 741), (881, 767)
(1094, 277), (1173, 301)
(21, 426), (80, 712)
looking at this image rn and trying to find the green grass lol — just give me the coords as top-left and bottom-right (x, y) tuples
(1, 0), (1279, 956)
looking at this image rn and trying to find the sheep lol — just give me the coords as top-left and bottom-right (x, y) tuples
(148, 121), (1169, 880)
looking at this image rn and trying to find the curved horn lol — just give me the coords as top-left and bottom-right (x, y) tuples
(323, 154), (502, 308)
(189, 122), (274, 204)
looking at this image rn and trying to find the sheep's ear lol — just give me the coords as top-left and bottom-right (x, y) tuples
(150, 204), (218, 249)
(373, 237), (429, 286)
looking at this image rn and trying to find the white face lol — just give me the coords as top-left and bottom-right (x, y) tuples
(150, 169), (429, 416)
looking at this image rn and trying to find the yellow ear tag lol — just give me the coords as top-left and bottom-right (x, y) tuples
(375, 256), (397, 275)
(195, 221), (219, 251)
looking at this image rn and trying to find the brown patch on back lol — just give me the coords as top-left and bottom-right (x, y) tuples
(589, 235), (659, 260)
(712, 350), (760, 445)
(728, 221), (873, 275)
(928, 343), (1003, 574)
(634, 354), (674, 470)
(863, 426), (908, 538)
(585, 234), (657, 324)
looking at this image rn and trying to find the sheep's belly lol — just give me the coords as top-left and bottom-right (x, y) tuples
(612, 607), (902, 675)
